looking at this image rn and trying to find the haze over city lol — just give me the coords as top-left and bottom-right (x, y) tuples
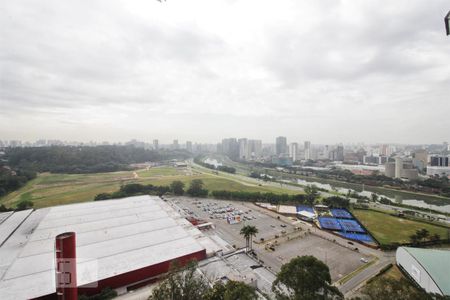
(1, 0), (450, 144)
(2, 2), (450, 299)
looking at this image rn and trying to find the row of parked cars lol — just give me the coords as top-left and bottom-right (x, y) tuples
(193, 201), (258, 221)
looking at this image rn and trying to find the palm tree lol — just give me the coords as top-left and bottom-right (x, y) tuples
(240, 225), (258, 252)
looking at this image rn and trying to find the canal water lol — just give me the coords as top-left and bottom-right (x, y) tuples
(295, 179), (450, 213)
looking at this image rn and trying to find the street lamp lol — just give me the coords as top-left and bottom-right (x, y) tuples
(446, 10), (450, 36)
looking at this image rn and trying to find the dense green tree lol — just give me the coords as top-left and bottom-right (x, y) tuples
(186, 179), (208, 197)
(210, 190), (306, 205)
(322, 196), (350, 208)
(304, 185), (320, 205)
(0, 167), (36, 197)
(150, 261), (210, 300)
(430, 233), (441, 242)
(240, 225), (258, 252)
(205, 280), (258, 300)
(272, 256), (343, 300)
(416, 228), (430, 241)
(409, 233), (419, 245)
(361, 277), (427, 300)
(370, 193), (379, 202)
(94, 183), (171, 200)
(94, 193), (113, 201)
(170, 180), (185, 195)
(16, 199), (34, 210)
(5, 145), (190, 174)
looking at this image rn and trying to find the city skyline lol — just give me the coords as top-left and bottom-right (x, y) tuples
(1, 0), (450, 143)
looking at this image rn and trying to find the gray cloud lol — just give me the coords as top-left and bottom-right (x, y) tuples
(0, 0), (449, 144)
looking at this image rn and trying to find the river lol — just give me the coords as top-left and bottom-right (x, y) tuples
(294, 178), (450, 213)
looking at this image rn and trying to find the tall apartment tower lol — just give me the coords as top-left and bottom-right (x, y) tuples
(276, 136), (288, 156)
(221, 138), (239, 160)
(172, 139), (179, 150)
(249, 140), (262, 159)
(304, 141), (311, 160)
(238, 138), (250, 160)
(186, 141), (192, 152)
(289, 143), (298, 162)
(336, 145), (344, 161)
(395, 157), (403, 178)
(153, 139), (159, 150)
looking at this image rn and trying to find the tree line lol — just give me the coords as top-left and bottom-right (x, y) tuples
(4, 145), (191, 174)
(0, 166), (36, 198)
(94, 180), (351, 209)
(286, 166), (450, 198)
(94, 179), (209, 201)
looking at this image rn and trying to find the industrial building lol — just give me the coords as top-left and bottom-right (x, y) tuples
(0, 196), (218, 300)
(396, 247), (450, 296)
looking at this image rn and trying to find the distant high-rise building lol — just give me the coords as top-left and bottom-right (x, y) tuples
(430, 156), (449, 167)
(276, 137), (287, 156)
(304, 141), (311, 160)
(36, 139), (47, 147)
(248, 140), (262, 159)
(412, 149), (428, 171)
(323, 145), (329, 159)
(336, 145), (344, 161)
(186, 141), (192, 152)
(153, 139), (159, 150)
(395, 157), (403, 178)
(216, 142), (223, 153)
(238, 138), (250, 160)
(379, 144), (396, 156)
(172, 139), (179, 150)
(289, 143), (298, 162)
(221, 138), (239, 160)
(379, 144), (388, 156)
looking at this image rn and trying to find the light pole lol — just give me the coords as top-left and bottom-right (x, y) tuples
(446, 10), (450, 36)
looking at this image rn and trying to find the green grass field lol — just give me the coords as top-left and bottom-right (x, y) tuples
(352, 209), (450, 245)
(0, 165), (299, 209)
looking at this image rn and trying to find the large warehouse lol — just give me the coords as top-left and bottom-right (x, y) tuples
(396, 247), (450, 296)
(0, 196), (218, 300)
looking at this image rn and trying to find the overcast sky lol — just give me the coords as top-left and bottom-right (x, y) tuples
(1, 0), (449, 144)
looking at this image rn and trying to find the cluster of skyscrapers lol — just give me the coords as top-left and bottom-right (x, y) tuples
(218, 138), (262, 161)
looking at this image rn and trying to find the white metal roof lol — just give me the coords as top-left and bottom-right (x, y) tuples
(0, 209), (32, 246)
(0, 196), (206, 300)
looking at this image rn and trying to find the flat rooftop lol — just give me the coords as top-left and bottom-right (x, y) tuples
(0, 196), (209, 300)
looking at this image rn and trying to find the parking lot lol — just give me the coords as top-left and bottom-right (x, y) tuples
(167, 196), (373, 283)
(169, 197), (294, 248)
(254, 234), (371, 282)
